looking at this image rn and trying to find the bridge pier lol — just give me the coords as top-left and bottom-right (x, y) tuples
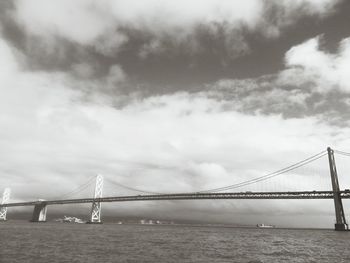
(327, 147), (348, 231)
(31, 201), (47, 222)
(335, 223), (348, 231)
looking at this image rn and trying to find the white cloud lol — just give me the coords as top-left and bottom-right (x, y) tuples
(282, 36), (350, 93)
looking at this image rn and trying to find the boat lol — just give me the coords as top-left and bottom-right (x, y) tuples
(55, 216), (85, 224)
(257, 223), (275, 228)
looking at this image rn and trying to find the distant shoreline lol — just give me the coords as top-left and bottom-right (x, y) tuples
(0, 219), (336, 231)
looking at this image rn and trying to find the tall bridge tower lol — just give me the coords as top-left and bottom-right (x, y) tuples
(88, 174), (103, 224)
(327, 147), (348, 231)
(0, 188), (11, 221)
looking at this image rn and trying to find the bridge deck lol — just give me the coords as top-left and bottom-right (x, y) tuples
(1, 190), (350, 208)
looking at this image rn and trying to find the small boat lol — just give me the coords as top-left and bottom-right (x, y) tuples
(257, 223), (275, 228)
(58, 216), (85, 224)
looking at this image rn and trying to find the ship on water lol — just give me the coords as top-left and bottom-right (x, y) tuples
(55, 216), (85, 224)
(256, 223), (275, 228)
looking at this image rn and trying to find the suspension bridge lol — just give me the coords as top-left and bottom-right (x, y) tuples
(1, 147), (350, 230)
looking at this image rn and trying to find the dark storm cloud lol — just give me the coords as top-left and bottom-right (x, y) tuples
(0, 0), (347, 97)
(207, 75), (350, 126)
(1, 0), (348, 126)
(0, 17), (106, 78)
(204, 33), (350, 126)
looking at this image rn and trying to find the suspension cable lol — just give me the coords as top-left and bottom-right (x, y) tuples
(52, 176), (96, 200)
(104, 178), (162, 195)
(334, 149), (350, 157)
(197, 150), (327, 193)
(103, 150), (327, 195)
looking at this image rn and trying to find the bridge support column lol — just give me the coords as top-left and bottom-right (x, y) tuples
(0, 188), (11, 221)
(327, 147), (348, 231)
(31, 201), (47, 222)
(87, 174), (103, 224)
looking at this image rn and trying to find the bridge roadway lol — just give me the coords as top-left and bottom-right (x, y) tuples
(1, 190), (350, 208)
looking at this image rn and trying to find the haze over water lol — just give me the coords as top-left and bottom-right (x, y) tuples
(1, 221), (349, 263)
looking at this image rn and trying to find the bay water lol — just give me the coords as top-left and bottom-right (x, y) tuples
(0, 221), (349, 263)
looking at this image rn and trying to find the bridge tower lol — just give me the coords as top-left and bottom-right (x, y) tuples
(0, 188), (11, 221)
(88, 174), (103, 224)
(327, 147), (348, 231)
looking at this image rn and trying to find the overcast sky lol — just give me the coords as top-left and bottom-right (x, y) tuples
(1, 0), (350, 227)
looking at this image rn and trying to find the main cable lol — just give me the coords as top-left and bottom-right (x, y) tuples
(334, 149), (350, 157)
(104, 178), (162, 195)
(103, 150), (327, 195)
(52, 176), (96, 200)
(197, 150), (327, 193)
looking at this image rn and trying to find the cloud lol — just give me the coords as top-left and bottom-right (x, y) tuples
(282, 36), (350, 93)
(0, 0), (342, 99)
(11, 0), (340, 60)
(1, 34), (350, 198)
(1, 36), (349, 196)
(260, 0), (340, 36)
(14, 0), (112, 45)
(205, 35), (350, 126)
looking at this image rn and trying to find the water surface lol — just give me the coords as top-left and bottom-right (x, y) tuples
(0, 222), (349, 262)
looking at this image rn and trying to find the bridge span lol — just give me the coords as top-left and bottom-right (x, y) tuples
(1, 147), (350, 230)
(2, 190), (350, 208)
